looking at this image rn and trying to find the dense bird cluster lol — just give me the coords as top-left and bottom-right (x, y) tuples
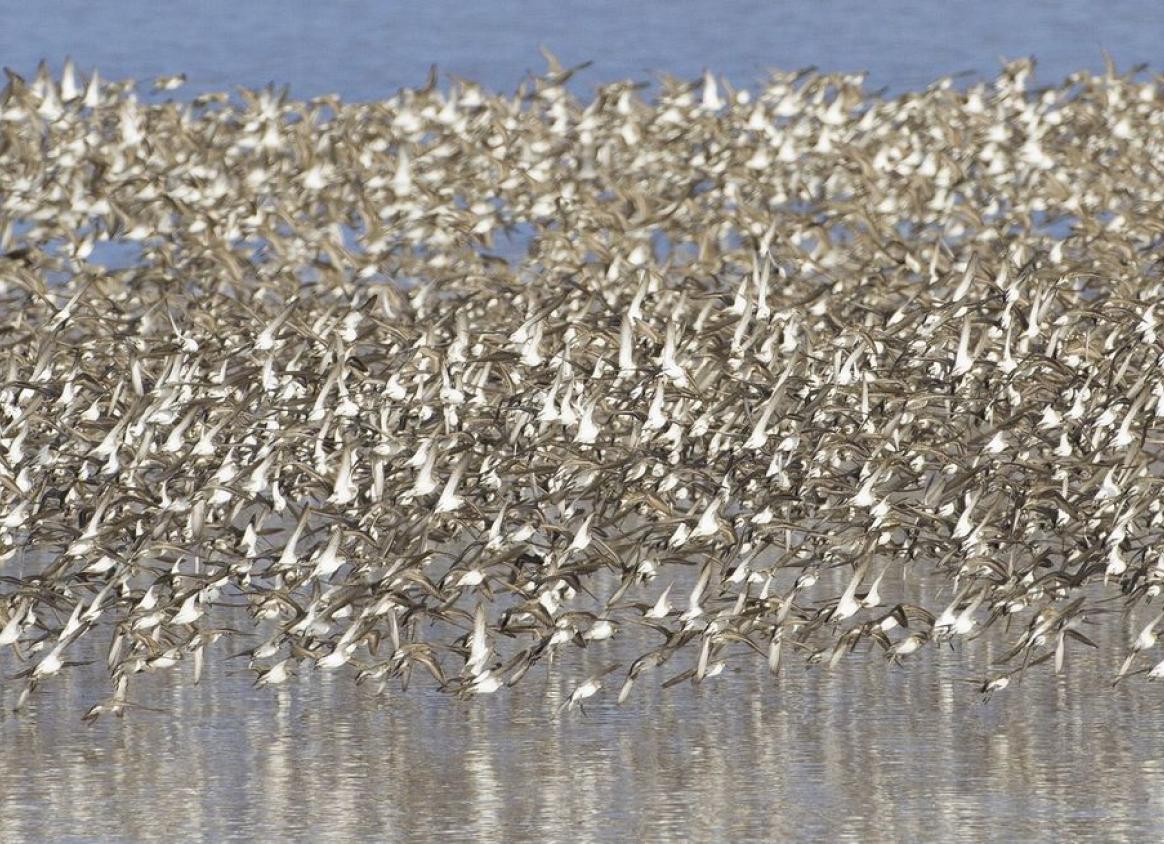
(1, 55), (1163, 718)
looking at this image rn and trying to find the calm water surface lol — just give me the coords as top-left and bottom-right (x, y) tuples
(3, 3), (1164, 841)
(1, 593), (1162, 842)
(1, 1), (1161, 98)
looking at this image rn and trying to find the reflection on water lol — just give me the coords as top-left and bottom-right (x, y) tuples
(2, 606), (1162, 843)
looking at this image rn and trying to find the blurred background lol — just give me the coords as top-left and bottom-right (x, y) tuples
(3, 0), (1161, 98)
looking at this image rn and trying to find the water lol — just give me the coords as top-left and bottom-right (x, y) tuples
(0, 1), (1161, 100)
(2, 597), (1163, 842)
(4, 4), (1164, 840)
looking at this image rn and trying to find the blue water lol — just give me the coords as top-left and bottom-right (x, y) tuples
(2, 0), (1161, 100)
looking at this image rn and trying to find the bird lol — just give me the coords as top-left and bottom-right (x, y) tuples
(0, 54), (1161, 722)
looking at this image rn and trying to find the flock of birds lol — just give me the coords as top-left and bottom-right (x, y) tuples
(0, 54), (1163, 719)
